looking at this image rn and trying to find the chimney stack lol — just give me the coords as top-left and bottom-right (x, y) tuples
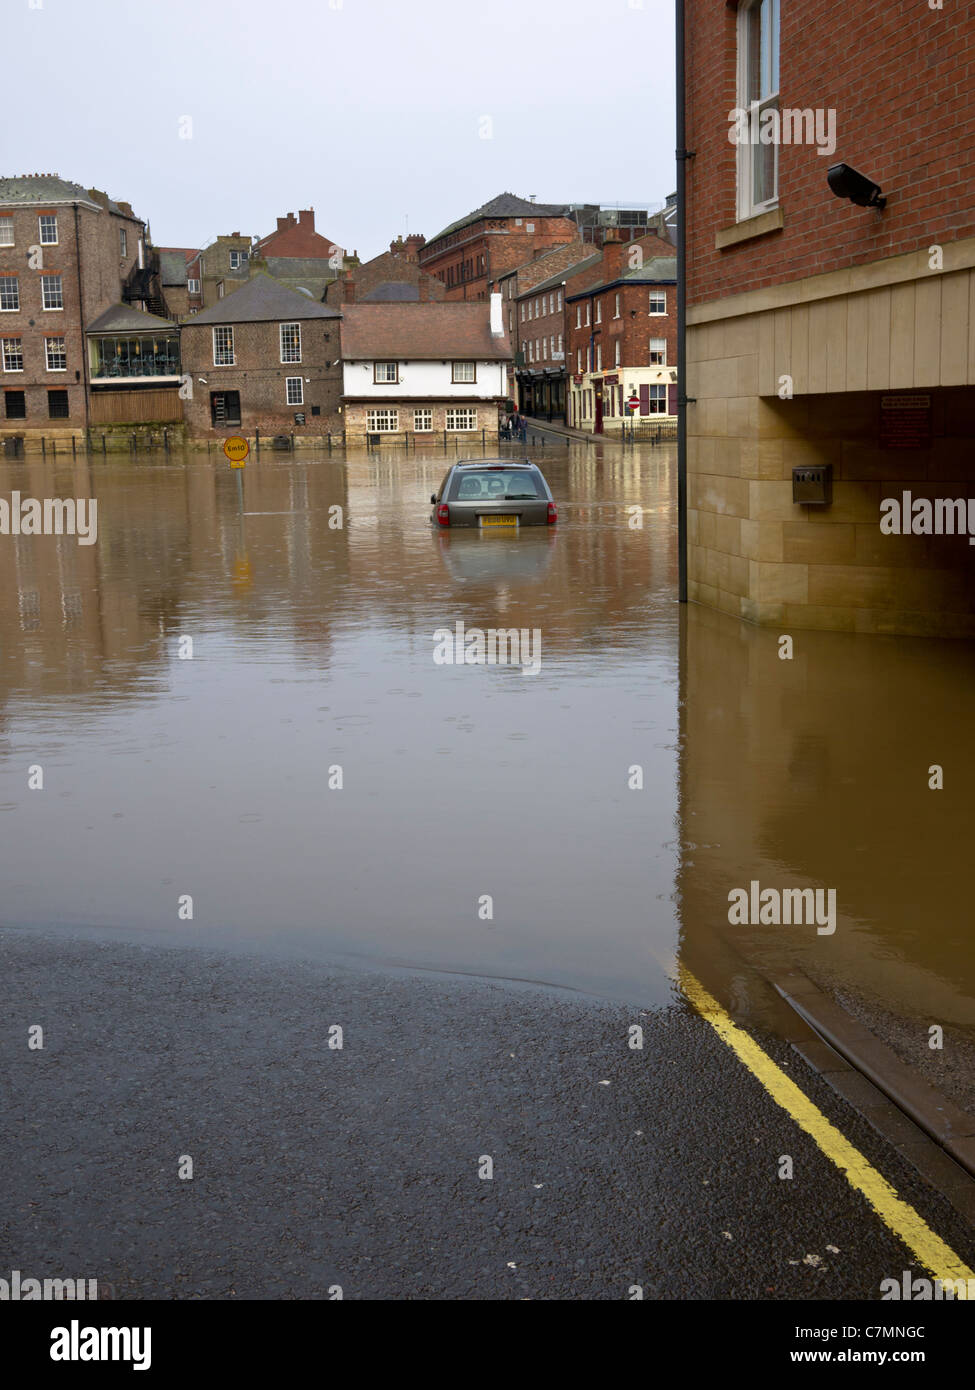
(601, 226), (627, 280)
(299, 209), (315, 230)
(343, 275), (356, 304)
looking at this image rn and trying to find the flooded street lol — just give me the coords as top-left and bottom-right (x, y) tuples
(2, 441), (974, 1036)
(0, 441), (680, 1004)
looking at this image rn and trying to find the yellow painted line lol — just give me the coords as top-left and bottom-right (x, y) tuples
(681, 966), (975, 1293)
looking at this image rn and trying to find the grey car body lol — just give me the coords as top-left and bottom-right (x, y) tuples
(430, 459), (556, 529)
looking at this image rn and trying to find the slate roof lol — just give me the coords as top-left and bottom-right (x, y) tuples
(0, 176), (132, 215)
(565, 256), (677, 299)
(264, 256), (342, 281)
(520, 252), (602, 298)
(429, 192), (569, 245)
(361, 282), (422, 302)
(185, 273), (341, 324)
(87, 304), (177, 334)
(340, 304), (511, 361)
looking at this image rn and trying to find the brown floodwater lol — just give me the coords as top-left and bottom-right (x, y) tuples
(0, 440), (973, 1030)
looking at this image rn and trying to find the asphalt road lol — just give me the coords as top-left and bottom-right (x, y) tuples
(3, 930), (974, 1300)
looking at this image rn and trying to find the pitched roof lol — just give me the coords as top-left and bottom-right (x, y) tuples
(520, 252), (602, 297)
(565, 256), (677, 298)
(185, 273), (341, 324)
(0, 175), (133, 215)
(429, 192), (568, 245)
(340, 303), (511, 361)
(361, 282), (422, 302)
(87, 303), (177, 334)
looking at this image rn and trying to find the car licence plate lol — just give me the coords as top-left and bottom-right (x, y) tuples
(480, 514), (517, 527)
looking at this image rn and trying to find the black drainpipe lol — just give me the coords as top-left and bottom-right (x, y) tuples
(72, 203), (90, 438)
(675, 0), (694, 603)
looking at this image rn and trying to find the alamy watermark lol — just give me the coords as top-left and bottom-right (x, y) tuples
(0, 492), (97, 545)
(880, 491), (975, 544)
(881, 1269), (972, 1300)
(728, 880), (836, 935)
(1, 1269), (98, 1300)
(432, 620), (542, 676)
(728, 107), (836, 157)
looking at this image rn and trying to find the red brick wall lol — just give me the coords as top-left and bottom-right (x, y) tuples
(422, 217), (579, 301)
(0, 201), (143, 430)
(566, 281), (676, 376)
(179, 318), (343, 437)
(686, 0), (975, 304)
(258, 211), (344, 261)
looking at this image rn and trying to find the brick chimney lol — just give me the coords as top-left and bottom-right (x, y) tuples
(601, 226), (628, 281)
(404, 233), (426, 264)
(343, 275), (356, 304)
(298, 209), (315, 231)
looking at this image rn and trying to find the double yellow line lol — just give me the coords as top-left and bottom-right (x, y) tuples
(681, 967), (974, 1293)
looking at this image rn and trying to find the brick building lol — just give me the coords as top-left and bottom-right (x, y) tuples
(419, 194), (580, 301)
(324, 237), (444, 308)
(256, 209), (345, 262)
(198, 233), (253, 308)
(684, 0), (975, 635)
(489, 238), (587, 415)
(338, 297), (511, 442)
(0, 175), (148, 446)
(157, 247), (202, 320)
(179, 274), (342, 439)
(564, 230), (678, 433)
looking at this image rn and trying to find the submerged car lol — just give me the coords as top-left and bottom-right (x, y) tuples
(430, 459), (557, 529)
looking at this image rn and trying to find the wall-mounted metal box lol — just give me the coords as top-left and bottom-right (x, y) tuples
(792, 464), (832, 506)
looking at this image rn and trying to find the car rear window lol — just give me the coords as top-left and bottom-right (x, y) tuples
(450, 469), (543, 500)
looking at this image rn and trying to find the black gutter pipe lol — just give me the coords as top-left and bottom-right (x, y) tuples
(675, 0), (692, 602)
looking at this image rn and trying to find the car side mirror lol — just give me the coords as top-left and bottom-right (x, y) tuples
(430, 494), (437, 504)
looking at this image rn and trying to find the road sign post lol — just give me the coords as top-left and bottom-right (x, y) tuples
(223, 435), (249, 467)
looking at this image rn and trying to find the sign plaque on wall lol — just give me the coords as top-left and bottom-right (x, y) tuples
(879, 394), (932, 449)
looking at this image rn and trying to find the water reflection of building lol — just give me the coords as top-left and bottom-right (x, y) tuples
(677, 602), (975, 1034)
(0, 455), (351, 725)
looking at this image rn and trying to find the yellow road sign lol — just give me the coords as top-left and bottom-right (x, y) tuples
(223, 435), (249, 466)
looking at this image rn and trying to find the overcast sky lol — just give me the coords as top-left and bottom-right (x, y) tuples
(6, 0), (676, 258)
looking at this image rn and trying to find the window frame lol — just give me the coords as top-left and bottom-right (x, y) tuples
(41, 274), (64, 311)
(212, 325), (235, 366)
(451, 360), (476, 384)
(413, 408), (433, 432)
(736, 0), (780, 221)
(39, 214), (58, 245)
(45, 335), (67, 372)
(286, 376), (303, 405)
(648, 291), (667, 315)
(445, 406), (477, 432)
(0, 276), (21, 312)
(373, 361), (399, 384)
(280, 322), (302, 364)
(366, 408), (399, 432)
(2, 336), (24, 372)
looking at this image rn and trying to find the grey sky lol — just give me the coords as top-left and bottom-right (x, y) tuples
(7, 0), (676, 258)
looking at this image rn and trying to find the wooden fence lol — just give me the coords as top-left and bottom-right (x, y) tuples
(89, 389), (183, 425)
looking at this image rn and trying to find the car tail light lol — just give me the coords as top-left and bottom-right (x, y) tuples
(546, 501), (558, 525)
(437, 503), (450, 527)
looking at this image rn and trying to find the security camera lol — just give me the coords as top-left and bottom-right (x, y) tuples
(827, 163), (886, 210)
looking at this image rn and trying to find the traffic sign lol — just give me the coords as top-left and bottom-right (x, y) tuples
(223, 435), (249, 467)
(626, 396), (640, 412)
